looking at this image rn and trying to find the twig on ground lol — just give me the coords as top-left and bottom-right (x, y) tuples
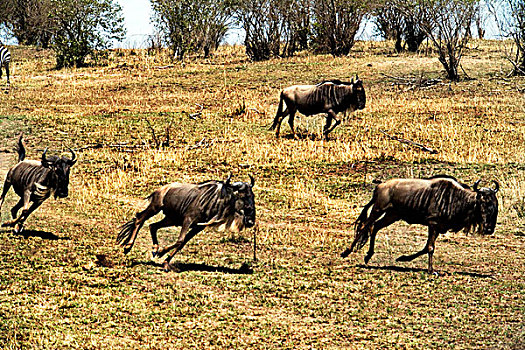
(381, 73), (443, 90)
(187, 104), (204, 119)
(380, 130), (438, 154)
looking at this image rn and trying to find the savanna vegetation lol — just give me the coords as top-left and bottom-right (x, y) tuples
(0, 40), (524, 349)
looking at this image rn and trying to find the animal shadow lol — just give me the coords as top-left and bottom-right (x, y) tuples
(1, 227), (67, 240)
(18, 229), (70, 240)
(131, 260), (253, 274)
(282, 131), (323, 141)
(356, 264), (493, 278)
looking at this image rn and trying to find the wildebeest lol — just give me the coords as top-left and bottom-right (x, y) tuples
(117, 175), (256, 271)
(341, 175), (499, 274)
(270, 76), (366, 140)
(0, 135), (77, 233)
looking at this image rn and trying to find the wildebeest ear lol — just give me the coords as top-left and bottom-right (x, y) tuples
(248, 174), (255, 187)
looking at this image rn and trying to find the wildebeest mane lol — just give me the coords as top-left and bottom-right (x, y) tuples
(405, 179), (479, 233)
(306, 83), (354, 113)
(425, 174), (470, 189)
(316, 79), (352, 86)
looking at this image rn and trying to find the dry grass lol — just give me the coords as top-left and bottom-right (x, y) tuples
(0, 40), (524, 349)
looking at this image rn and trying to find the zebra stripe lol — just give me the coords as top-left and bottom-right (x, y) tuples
(0, 46), (10, 67)
(0, 46), (10, 86)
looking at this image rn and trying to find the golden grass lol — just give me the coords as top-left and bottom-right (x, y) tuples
(0, 41), (524, 349)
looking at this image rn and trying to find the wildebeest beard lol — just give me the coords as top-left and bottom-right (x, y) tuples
(196, 181), (256, 232)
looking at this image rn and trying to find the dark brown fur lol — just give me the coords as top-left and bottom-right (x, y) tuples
(117, 175), (256, 271)
(0, 135), (76, 233)
(341, 176), (499, 273)
(270, 76), (366, 140)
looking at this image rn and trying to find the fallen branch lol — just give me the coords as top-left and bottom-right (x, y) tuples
(380, 130), (438, 154)
(381, 73), (443, 90)
(187, 137), (215, 150)
(187, 104), (204, 119)
(76, 143), (149, 152)
(154, 65), (175, 70)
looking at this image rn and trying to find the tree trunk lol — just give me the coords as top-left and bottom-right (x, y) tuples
(511, 52), (525, 76)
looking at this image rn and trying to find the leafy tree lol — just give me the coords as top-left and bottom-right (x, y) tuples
(374, 1), (430, 53)
(3, 0), (54, 48)
(50, 0), (125, 68)
(151, 0), (235, 59)
(311, 0), (368, 56)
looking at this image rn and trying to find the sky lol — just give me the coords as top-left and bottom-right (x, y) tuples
(116, 0), (154, 48)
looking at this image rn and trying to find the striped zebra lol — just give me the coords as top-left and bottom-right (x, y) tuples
(0, 46), (10, 87)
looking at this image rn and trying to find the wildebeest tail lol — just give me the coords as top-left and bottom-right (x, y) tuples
(16, 133), (25, 162)
(270, 92), (284, 130)
(351, 189), (378, 252)
(116, 219), (136, 248)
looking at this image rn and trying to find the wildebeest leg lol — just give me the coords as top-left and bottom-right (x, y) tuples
(287, 109), (297, 138)
(149, 216), (176, 257)
(9, 199), (44, 234)
(159, 222), (204, 271)
(274, 107), (290, 137)
(2, 190), (30, 228)
(324, 114), (333, 138)
(396, 226), (440, 273)
(10, 197), (24, 220)
(364, 212), (398, 264)
(323, 110), (340, 140)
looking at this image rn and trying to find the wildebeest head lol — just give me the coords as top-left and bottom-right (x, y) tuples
(473, 179), (499, 235)
(223, 175), (256, 231)
(41, 148), (77, 198)
(352, 76), (366, 110)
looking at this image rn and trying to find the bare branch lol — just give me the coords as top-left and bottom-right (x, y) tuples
(380, 130), (438, 154)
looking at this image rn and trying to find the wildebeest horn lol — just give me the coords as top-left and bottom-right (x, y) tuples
(41, 148), (49, 166)
(492, 180), (499, 193)
(224, 173), (232, 186)
(68, 147), (77, 165)
(248, 174), (255, 187)
(473, 179), (481, 192)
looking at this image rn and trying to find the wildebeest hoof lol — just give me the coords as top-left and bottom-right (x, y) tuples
(364, 254), (372, 264)
(162, 261), (170, 272)
(123, 245), (132, 255)
(340, 249), (351, 258)
(151, 251), (157, 258)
